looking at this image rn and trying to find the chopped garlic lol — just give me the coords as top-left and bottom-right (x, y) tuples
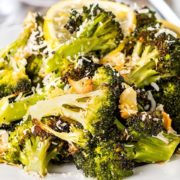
(0, 130), (8, 153)
(119, 84), (138, 119)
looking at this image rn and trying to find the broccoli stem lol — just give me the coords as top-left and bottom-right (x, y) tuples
(127, 60), (160, 87)
(0, 93), (45, 126)
(114, 119), (125, 131)
(46, 34), (115, 74)
(125, 134), (180, 163)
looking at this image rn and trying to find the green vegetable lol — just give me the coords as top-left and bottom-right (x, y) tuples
(152, 77), (180, 133)
(125, 133), (180, 163)
(46, 4), (123, 75)
(74, 140), (134, 180)
(126, 111), (164, 140)
(0, 93), (45, 126)
(3, 118), (64, 176)
(29, 87), (117, 136)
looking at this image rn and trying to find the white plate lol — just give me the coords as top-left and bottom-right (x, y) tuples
(0, 25), (180, 180)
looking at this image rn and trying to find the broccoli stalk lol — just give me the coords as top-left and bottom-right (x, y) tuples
(0, 93), (45, 126)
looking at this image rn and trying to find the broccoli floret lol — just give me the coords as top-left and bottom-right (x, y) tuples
(126, 111), (164, 140)
(64, 9), (83, 34)
(120, 7), (180, 88)
(152, 77), (180, 133)
(114, 115), (179, 163)
(0, 13), (50, 97)
(19, 136), (57, 176)
(29, 87), (117, 137)
(114, 110), (179, 163)
(0, 68), (31, 98)
(155, 34), (180, 77)
(4, 118), (34, 164)
(93, 141), (133, 180)
(26, 55), (43, 85)
(123, 32), (179, 87)
(92, 66), (123, 90)
(135, 7), (159, 34)
(73, 144), (96, 177)
(64, 4), (123, 39)
(2, 118), (64, 176)
(0, 14), (45, 98)
(25, 14), (51, 85)
(63, 55), (100, 81)
(0, 13), (36, 61)
(73, 140), (133, 180)
(46, 4), (123, 75)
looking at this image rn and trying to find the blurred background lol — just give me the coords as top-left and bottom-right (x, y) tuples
(0, 0), (179, 27)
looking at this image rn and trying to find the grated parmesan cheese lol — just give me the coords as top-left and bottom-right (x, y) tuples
(155, 28), (177, 38)
(153, 132), (169, 144)
(138, 8), (149, 14)
(147, 91), (156, 111)
(151, 82), (159, 91)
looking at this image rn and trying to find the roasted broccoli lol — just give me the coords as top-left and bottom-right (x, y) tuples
(0, 13), (35, 60)
(26, 55), (43, 85)
(134, 7), (159, 34)
(125, 133), (180, 163)
(0, 69), (31, 98)
(74, 140), (133, 180)
(25, 14), (51, 85)
(123, 31), (180, 87)
(2, 118), (65, 176)
(29, 86), (117, 137)
(63, 55), (100, 81)
(115, 112), (179, 163)
(46, 4), (123, 75)
(92, 66), (123, 91)
(0, 13), (44, 98)
(116, 7), (180, 88)
(0, 2), (179, 180)
(152, 77), (180, 133)
(126, 111), (164, 140)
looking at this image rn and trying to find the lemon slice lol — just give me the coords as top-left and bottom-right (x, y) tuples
(161, 20), (180, 37)
(44, 0), (136, 48)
